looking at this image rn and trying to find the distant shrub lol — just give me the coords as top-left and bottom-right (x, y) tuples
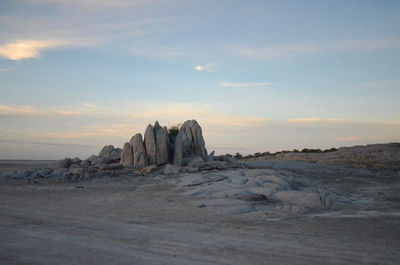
(234, 152), (243, 159)
(300, 148), (322, 153)
(254, 152), (262, 158)
(225, 153), (233, 158)
(167, 124), (180, 137)
(322, 147), (338, 153)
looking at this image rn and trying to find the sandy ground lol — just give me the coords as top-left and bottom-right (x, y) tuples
(0, 160), (399, 265)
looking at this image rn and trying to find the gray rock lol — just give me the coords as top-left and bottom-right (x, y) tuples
(155, 125), (170, 165)
(144, 121), (170, 166)
(187, 156), (206, 167)
(86, 155), (97, 162)
(57, 158), (72, 168)
(120, 142), (133, 166)
(131, 133), (148, 168)
(110, 148), (122, 160)
(163, 163), (180, 175)
(13, 170), (33, 179)
(173, 120), (207, 166)
(144, 124), (157, 165)
(141, 164), (157, 174)
(49, 168), (67, 178)
(217, 155), (234, 163)
(68, 165), (82, 175)
(207, 151), (215, 162)
(71, 157), (82, 165)
(99, 163), (124, 170)
(98, 145), (115, 159)
(97, 145), (121, 163)
(179, 173), (205, 187)
(30, 168), (53, 179)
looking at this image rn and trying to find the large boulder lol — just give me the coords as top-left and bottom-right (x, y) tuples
(173, 120), (207, 166)
(130, 133), (148, 168)
(120, 142), (133, 166)
(97, 145), (122, 164)
(144, 121), (170, 166)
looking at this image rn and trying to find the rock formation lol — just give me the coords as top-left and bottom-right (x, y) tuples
(144, 121), (170, 166)
(119, 119), (209, 168)
(173, 120), (208, 166)
(130, 133), (148, 168)
(120, 142), (133, 166)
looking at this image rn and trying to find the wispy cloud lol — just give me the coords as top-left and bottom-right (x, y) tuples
(0, 105), (83, 117)
(57, 111), (82, 116)
(0, 68), (11, 73)
(0, 40), (68, 60)
(333, 136), (361, 141)
(220, 82), (273, 88)
(22, 0), (174, 8)
(0, 139), (95, 148)
(287, 118), (342, 123)
(229, 39), (400, 59)
(195, 64), (216, 72)
(132, 46), (194, 59)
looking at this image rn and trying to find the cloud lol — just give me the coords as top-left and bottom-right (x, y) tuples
(0, 68), (11, 73)
(22, 0), (171, 8)
(0, 105), (83, 117)
(57, 111), (82, 116)
(0, 139), (95, 148)
(195, 64), (216, 72)
(229, 39), (400, 59)
(220, 82), (273, 88)
(132, 46), (194, 59)
(287, 118), (342, 123)
(0, 40), (68, 60)
(208, 117), (268, 127)
(333, 136), (361, 141)
(0, 105), (39, 116)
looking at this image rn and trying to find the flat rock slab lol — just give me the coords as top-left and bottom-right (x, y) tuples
(179, 173), (205, 187)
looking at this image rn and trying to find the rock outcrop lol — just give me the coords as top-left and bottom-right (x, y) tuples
(119, 119), (208, 169)
(173, 120), (208, 166)
(144, 121), (170, 166)
(131, 133), (148, 168)
(120, 142), (133, 166)
(96, 145), (122, 164)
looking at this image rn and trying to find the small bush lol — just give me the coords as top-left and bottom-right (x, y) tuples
(234, 152), (243, 159)
(167, 124), (180, 137)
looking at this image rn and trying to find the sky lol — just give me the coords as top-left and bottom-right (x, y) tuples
(0, 0), (399, 159)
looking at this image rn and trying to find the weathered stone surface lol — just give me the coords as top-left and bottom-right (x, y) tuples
(155, 125), (170, 165)
(173, 120), (207, 166)
(100, 163), (124, 170)
(110, 148), (122, 160)
(99, 145), (114, 158)
(120, 142), (133, 166)
(57, 158), (72, 168)
(207, 151), (215, 162)
(13, 170), (33, 179)
(140, 165), (157, 174)
(130, 133), (148, 168)
(29, 169), (53, 179)
(144, 124), (157, 165)
(144, 121), (170, 166)
(163, 163), (180, 175)
(187, 156), (206, 168)
(97, 145), (121, 164)
(71, 157), (82, 165)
